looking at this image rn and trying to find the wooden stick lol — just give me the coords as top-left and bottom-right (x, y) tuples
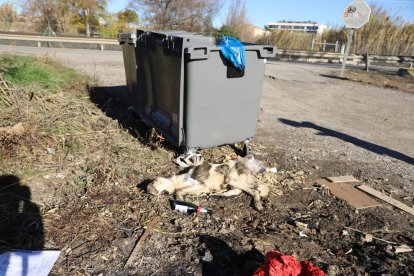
(124, 217), (160, 268)
(344, 226), (398, 244)
(393, 245), (413, 254)
(357, 185), (414, 216)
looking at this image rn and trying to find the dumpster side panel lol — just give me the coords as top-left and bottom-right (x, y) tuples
(121, 43), (138, 107)
(184, 50), (266, 148)
(136, 35), (184, 146)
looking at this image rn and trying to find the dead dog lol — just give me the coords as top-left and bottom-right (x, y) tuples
(147, 155), (269, 211)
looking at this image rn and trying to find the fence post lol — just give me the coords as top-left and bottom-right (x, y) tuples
(335, 41), (339, 52)
(322, 40), (326, 52)
(311, 38), (315, 51)
(365, 52), (370, 72)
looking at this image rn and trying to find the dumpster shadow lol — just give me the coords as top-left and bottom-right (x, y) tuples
(200, 235), (264, 276)
(88, 85), (177, 151)
(0, 175), (44, 275)
(279, 118), (414, 165)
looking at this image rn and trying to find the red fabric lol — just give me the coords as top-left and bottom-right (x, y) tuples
(253, 251), (325, 276)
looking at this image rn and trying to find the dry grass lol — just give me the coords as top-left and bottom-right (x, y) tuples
(343, 70), (414, 94)
(0, 55), (180, 272)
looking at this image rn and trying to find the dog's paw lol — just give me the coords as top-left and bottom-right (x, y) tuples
(175, 193), (184, 200)
(255, 201), (264, 212)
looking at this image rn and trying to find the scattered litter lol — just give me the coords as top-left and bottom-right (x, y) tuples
(174, 152), (204, 168)
(326, 250), (335, 256)
(266, 167), (278, 174)
(46, 148), (56, 155)
(0, 250), (60, 276)
(357, 185), (414, 216)
(299, 231), (308, 238)
(344, 227), (398, 245)
(342, 230), (349, 236)
(294, 221), (309, 232)
(56, 174), (65, 179)
(361, 233), (374, 243)
(315, 179), (381, 209)
(253, 251), (325, 276)
(327, 175), (359, 183)
(345, 248), (353, 255)
(386, 244), (413, 254)
(219, 36), (245, 71)
(173, 200), (210, 215)
(86, 263), (95, 274)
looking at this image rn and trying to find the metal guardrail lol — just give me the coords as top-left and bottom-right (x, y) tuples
(276, 49), (414, 66)
(0, 34), (413, 67)
(0, 33), (118, 50)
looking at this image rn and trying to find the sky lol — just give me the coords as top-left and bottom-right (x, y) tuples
(107, 0), (414, 28)
(2, 0), (413, 28)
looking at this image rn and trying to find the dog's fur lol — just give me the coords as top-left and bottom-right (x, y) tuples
(147, 155), (269, 211)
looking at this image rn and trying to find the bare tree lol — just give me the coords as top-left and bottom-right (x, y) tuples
(225, 0), (252, 41)
(21, 0), (73, 33)
(129, 0), (221, 32)
(21, 0), (107, 36)
(0, 1), (17, 31)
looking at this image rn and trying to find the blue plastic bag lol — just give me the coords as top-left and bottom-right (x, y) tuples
(219, 36), (245, 71)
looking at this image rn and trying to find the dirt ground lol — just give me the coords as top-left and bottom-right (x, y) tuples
(1, 46), (413, 275)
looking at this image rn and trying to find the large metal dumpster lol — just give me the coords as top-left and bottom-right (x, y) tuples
(118, 30), (276, 150)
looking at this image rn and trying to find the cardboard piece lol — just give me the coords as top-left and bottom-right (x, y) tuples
(316, 179), (381, 209)
(327, 176), (359, 183)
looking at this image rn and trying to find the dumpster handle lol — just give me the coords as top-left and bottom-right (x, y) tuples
(257, 46), (277, 58)
(186, 46), (211, 60)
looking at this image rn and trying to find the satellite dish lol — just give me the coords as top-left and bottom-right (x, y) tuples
(342, 0), (371, 29)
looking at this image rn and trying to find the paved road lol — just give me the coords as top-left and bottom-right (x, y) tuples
(260, 61), (414, 158)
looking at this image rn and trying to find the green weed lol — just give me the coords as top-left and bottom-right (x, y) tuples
(0, 55), (81, 92)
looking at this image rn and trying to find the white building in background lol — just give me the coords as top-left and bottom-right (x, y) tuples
(265, 21), (328, 35)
